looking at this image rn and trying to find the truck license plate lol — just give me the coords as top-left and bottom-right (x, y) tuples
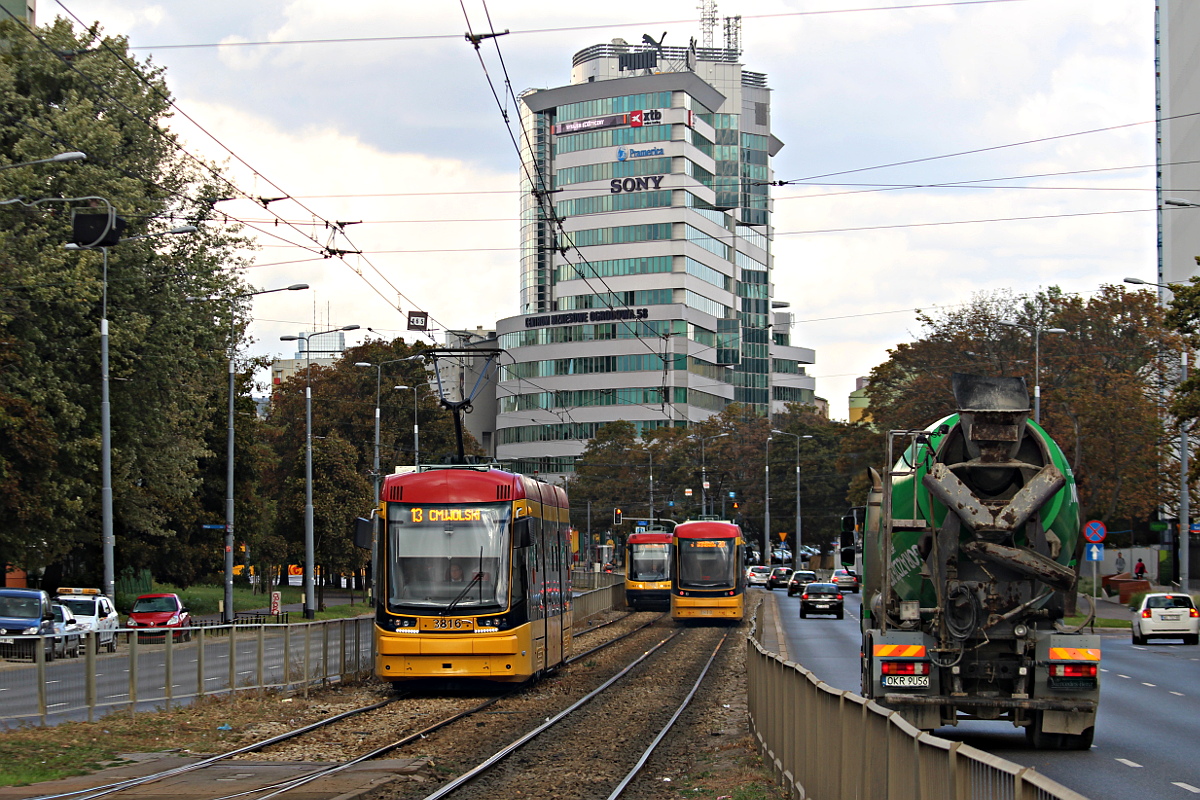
(883, 675), (929, 688)
(0, 637), (11, 644)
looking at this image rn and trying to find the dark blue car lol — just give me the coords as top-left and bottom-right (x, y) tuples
(0, 588), (56, 661)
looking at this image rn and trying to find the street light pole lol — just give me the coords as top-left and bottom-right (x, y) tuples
(65, 211), (196, 601)
(765, 435), (771, 566)
(282, 324), (360, 618)
(1126, 275), (1190, 591)
(699, 433), (729, 517)
(355, 359), (414, 497)
(771, 430), (810, 569)
(210, 283), (307, 623)
(998, 320), (1067, 425)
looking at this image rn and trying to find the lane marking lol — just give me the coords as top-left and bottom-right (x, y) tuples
(1115, 758), (1143, 768)
(1100, 668), (1110, 673)
(1118, 674), (1131, 679)
(1171, 691), (1186, 696)
(1173, 782), (1200, 794)
(1143, 682), (1157, 687)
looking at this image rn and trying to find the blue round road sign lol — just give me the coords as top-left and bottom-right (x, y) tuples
(1083, 520), (1107, 543)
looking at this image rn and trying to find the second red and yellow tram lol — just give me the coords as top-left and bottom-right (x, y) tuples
(670, 520), (745, 622)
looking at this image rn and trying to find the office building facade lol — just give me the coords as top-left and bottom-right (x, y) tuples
(494, 37), (815, 475)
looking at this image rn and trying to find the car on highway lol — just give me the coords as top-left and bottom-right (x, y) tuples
(51, 604), (82, 658)
(746, 566), (771, 588)
(1132, 592), (1200, 645)
(831, 568), (860, 593)
(56, 587), (120, 652)
(786, 570), (818, 596)
(799, 583), (844, 619)
(767, 566), (793, 590)
(127, 593), (192, 642)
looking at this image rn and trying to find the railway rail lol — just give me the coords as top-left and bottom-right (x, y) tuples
(28, 611), (671, 800)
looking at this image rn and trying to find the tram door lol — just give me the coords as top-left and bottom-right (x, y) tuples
(544, 499), (563, 669)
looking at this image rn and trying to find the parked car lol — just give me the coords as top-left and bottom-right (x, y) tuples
(56, 587), (120, 653)
(1132, 592), (1200, 645)
(799, 583), (844, 619)
(767, 566), (792, 590)
(746, 566), (771, 588)
(127, 593), (192, 642)
(51, 604), (83, 658)
(831, 568), (860, 593)
(787, 570), (818, 597)
(0, 588), (56, 661)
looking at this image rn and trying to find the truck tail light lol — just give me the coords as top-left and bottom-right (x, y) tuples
(1049, 664), (1097, 678)
(880, 660), (930, 676)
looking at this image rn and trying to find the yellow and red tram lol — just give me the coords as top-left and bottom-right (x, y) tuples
(373, 466), (571, 684)
(624, 531), (673, 611)
(670, 520), (745, 622)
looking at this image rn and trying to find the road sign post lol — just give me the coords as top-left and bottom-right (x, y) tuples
(1086, 542), (1105, 605)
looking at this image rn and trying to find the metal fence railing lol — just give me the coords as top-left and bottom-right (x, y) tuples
(573, 583), (624, 623)
(746, 611), (1091, 800)
(0, 617), (374, 727)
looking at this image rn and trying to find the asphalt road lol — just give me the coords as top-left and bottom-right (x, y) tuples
(766, 587), (1200, 799)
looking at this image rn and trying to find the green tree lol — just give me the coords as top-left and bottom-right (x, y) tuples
(866, 286), (1173, 528)
(0, 18), (250, 582)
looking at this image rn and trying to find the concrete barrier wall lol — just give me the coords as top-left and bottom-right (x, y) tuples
(745, 614), (1092, 800)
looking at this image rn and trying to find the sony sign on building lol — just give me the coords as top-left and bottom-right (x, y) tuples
(495, 31), (816, 477)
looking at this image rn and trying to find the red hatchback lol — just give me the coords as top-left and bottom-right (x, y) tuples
(127, 593), (192, 642)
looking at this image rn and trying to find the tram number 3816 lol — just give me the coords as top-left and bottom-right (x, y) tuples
(421, 618), (475, 631)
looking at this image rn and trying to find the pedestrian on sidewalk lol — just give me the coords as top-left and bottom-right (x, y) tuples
(1134, 558), (1147, 580)
(1115, 552), (1126, 574)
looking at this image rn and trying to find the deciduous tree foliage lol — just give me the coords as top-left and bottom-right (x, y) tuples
(866, 287), (1173, 528)
(0, 18), (250, 582)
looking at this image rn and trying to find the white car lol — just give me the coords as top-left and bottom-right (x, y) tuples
(55, 588), (119, 652)
(1132, 593), (1200, 645)
(746, 566), (771, 587)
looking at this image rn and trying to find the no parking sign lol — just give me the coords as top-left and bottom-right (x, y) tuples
(1083, 520), (1106, 544)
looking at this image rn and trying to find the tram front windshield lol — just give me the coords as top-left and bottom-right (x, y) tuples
(386, 503), (511, 611)
(678, 538), (737, 589)
(629, 543), (670, 581)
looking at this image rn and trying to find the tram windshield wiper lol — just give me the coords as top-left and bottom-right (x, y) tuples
(442, 571), (482, 616)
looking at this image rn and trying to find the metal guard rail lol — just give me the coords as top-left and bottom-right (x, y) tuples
(746, 610), (1091, 800)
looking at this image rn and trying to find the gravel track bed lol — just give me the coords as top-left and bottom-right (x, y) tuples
(361, 617), (746, 800)
(232, 612), (660, 767)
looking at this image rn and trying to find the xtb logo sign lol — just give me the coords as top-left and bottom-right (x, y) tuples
(629, 109), (662, 128)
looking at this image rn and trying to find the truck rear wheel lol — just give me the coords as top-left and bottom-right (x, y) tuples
(1026, 712), (1094, 750)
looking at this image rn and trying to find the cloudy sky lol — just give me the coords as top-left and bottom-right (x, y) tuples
(54, 0), (1157, 419)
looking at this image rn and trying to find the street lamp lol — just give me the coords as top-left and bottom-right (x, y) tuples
(281, 324), (361, 619)
(191, 283), (308, 623)
(1125, 275), (1190, 592)
(765, 435), (771, 567)
(699, 433), (729, 517)
(393, 384), (420, 468)
(997, 320), (1066, 425)
(355, 359), (418, 499)
(64, 212), (197, 600)
(771, 430), (812, 569)
(0, 151), (86, 170)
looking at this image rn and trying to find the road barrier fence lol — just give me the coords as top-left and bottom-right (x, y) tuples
(746, 608), (1090, 800)
(0, 617), (374, 726)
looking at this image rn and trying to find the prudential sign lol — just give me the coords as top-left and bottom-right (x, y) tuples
(616, 146), (666, 161)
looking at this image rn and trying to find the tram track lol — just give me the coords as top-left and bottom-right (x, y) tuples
(27, 612), (665, 800)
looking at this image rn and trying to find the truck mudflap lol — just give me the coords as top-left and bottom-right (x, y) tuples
(881, 694), (1097, 712)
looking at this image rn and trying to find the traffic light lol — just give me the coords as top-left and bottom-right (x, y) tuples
(732, 502), (739, 510)
(614, 508), (622, 524)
